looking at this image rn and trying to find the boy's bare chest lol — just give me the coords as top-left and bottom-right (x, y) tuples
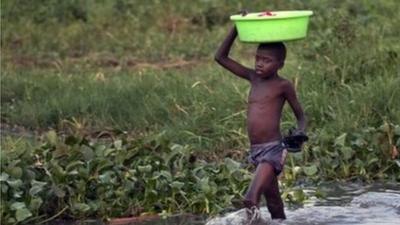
(248, 83), (282, 103)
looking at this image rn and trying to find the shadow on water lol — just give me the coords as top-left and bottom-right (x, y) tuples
(46, 182), (400, 225)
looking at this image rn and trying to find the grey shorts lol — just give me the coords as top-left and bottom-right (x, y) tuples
(248, 140), (288, 175)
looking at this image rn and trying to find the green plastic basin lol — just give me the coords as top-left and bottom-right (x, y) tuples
(230, 10), (313, 43)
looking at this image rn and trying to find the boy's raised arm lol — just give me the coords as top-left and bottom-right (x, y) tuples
(214, 26), (252, 81)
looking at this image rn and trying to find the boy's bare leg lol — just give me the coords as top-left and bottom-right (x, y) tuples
(243, 162), (275, 207)
(263, 175), (286, 219)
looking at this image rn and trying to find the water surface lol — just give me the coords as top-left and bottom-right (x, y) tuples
(47, 182), (400, 225)
(205, 182), (400, 225)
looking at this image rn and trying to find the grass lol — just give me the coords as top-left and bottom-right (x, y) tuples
(2, 0), (400, 152)
(1, 66), (249, 150)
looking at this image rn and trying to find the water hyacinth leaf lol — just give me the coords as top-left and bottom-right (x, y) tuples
(96, 160), (113, 172)
(13, 190), (23, 198)
(138, 165), (152, 173)
(200, 177), (210, 193)
(8, 167), (23, 178)
(170, 181), (185, 189)
(29, 180), (47, 196)
(170, 143), (184, 152)
(293, 166), (302, 174)
(292, 189), (306, 203)
(52, 145), (68, 158)
(52, 185), (66, 198)
(2, 184), (8, 193)
(340, 146), (353, 160)
(7, 159), (22, 169)
(6, 179), (23, 188)
(73, 203), (91, 212)
(114, 140), (123, 150)
(88, 201), (100, 211)
(10, 203), (32, 221)
(124, 149), (140, 163)
(394, 125), (400, 135)
(154, 170), (172, 181)
(165, 150), (184, 167)
(368, 158), (379, 165)
(45, 130), (58, 146)
(7, 218), (16, 224)
(303, 165), (318, 176)
(395, 160), (400, 168)
(104, 148), (116, 157)
(49, 158), (65, 173)
(355, 158), (364, 167)
(15, 207), (32, 222)
(99, 171), (114, 183)
(95, 144), (106, 156)
(311, 146), (321, 154)
(29, 197), (43, 211)
(81, 145), (94, 161)
(68, 169), (79, 176)
(351, 137), (365, 147)
(11, 202), (26, 210)
(0, 172), (9, 181)
(66, 161), (85, 171)
(334, 133), (347, 146)
(224, 158), (240, 173)
(232, 170), (246, 182)
(76, 180), (87, 192)
(209, 182), (218, 195)
(161, 171), (172, 180)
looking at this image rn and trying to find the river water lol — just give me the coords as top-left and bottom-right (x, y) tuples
(137, 182), (400, 225)
(45, 182), (399, 225)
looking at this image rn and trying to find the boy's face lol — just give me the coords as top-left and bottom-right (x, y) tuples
(254, 49), (283, 78)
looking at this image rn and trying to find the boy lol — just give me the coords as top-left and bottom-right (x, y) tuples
(214, 26), (307, 221)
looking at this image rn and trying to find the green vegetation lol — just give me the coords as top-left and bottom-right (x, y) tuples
(1, 0), (400, 224)
(1, 132), (252, 223)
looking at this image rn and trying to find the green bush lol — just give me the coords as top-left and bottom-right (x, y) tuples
(1, 132), (253, 224)
(2, 121), (399, 224)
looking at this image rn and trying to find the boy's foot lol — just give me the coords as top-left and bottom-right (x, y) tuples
(245, 205), (261, 224)
(231, 198), (261, 224)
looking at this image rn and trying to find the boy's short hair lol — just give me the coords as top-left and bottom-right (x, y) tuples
(257, 42), (286, 62)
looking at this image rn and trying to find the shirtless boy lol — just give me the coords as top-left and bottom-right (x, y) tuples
(214, 26), (307, 220)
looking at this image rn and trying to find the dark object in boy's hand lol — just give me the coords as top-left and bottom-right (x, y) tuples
(283, 129), (308, 152)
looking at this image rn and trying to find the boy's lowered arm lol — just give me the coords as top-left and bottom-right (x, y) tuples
(283, 81), (307, 133)
(214, 26), (252, 80)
